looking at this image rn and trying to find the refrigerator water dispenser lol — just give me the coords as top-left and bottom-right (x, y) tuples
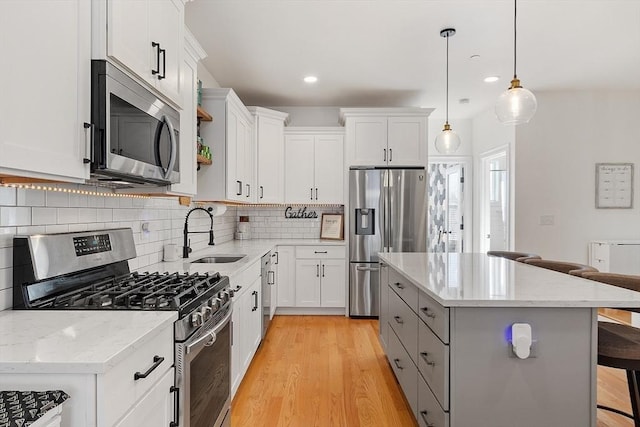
(355, 208), (375, 235)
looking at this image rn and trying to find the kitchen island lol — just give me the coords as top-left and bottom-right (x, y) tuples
(378, 252), (640, 427)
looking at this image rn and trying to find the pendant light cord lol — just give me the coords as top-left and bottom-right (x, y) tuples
(445, 32), (449, 125)
(513, 0), (517, 79)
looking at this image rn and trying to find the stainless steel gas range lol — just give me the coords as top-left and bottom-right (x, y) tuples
(12, 228), (232, 427)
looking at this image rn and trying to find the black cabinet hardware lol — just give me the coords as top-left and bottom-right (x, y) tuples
(151, 42), (161, 76)
(236, 180), (242, 196)
(393, 358), (403, 370)
(134, 355), (164, 380)
(169, 386), (179, 427)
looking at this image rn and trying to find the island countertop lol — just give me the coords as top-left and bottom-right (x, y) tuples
(379, 252), (640, 308)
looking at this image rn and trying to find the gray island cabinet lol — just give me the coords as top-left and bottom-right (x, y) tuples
(378, 252), (640, 427)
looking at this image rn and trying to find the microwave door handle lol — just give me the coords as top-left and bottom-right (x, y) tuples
(163, 115), (177, 180)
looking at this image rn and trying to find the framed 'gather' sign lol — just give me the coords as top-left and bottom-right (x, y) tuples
(595, 163), (634, 209)
(320, 214), (344, 240)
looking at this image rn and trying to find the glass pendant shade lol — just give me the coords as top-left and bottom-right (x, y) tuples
(435, 123), (461, 154)
(495, 78), (538, 125)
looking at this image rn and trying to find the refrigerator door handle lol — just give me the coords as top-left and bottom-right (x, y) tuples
(356, 266), (380, 272)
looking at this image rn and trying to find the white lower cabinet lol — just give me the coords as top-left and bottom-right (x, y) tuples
(294, 246), (346, 308)
(114, 368), (174, 427)
(275, 246), (296, 307)
(231, 261), (262, 397)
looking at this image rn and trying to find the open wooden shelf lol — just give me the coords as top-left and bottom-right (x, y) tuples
(197, 106), (213, 122)
(197, 154), (212, 165)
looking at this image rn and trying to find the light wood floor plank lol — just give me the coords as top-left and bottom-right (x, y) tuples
(232, 315), (634, 427)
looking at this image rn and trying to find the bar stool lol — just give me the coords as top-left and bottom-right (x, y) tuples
(522, 259), (598, 276)
(486, 251), (541, 262)
(582, 272), (640, 425)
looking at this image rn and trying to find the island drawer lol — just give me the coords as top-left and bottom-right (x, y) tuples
(419, 291), (449, 343)
(388, 287), (419, 365)
(387, 327), (418, 416)
(296, 246), (345, 259)
(418, 319), (449, 410)
(388, 267), (419, 313)
(99, 323), (173, 427)
(418, 373), (449, 427)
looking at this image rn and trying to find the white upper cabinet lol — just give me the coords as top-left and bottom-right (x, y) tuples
(340, 108), (433, 167)
(284, 128), (344, 204)
(98, 0), (184, 107)
(0, 0), (91, 182)
(248, 107), (290, 204)
(196, 89), (256, 203)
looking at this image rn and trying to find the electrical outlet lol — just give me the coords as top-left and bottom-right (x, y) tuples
(539, 215), (554, 226)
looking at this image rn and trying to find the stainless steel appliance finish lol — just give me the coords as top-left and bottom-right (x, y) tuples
(90, 60), (180, 187)
(13, 228), (233, 427)
(261, 251), (274, 338)
(349, 167), (427, 317)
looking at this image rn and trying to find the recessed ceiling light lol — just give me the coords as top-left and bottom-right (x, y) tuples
(484, 76), (500, 83)
(470, 54), (481, 60)
(459, 98), (470, 104)
(303, 76), (318, 83)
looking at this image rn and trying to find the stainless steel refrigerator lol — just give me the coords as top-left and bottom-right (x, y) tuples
(349, 167), (427, 317)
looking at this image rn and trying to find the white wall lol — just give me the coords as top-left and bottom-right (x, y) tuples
(0, 184), (236, 310)
(198, 63), (220, 88)
(269, 106), (341, 126)
(514, 90), (640, 264)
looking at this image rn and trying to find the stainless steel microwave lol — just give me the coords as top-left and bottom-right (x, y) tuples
(90, 60), (180, 186)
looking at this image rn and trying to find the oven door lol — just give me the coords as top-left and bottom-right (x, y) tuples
(176, 307), (232, 427)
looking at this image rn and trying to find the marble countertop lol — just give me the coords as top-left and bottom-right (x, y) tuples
(144, 238), (345, 278)
(0, 311), (177, 374)
(379, 252), (640, 308)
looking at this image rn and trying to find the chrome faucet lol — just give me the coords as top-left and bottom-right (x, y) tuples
(183, 207), (215, 258)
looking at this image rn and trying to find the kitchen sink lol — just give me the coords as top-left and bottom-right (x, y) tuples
(191, 255), (246, 264)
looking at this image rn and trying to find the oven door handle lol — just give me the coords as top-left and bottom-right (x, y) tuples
(186, 309), (232, 354)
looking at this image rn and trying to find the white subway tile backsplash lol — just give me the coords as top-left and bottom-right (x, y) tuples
(0, 288), (11, 311)
(0, 187), (17, 206)
(78, 208), (97, 223)
(57, 208), (79, 224)
(16, 226), (46, 235)
(0, 247), (12, 269)
(0, 207), (32, 226)
(32, 208), (57, 225)
(68, 223), (89, 232)
(0, 228), (16, 248)
(45, 224), (69, 233)
(97, 209), (113, 223)
(104, 197), (119, 208)
(46, 191), (69, 207)
(17, 188), (45, 207)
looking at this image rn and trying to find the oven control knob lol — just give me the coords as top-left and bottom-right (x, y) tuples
(191, 312), (203, 327)
(210, 298), (222, 310)
(201, 306), (213, 322)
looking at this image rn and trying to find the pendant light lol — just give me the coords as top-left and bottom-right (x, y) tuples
(435, 28), (461, 155)
(495, 0), (537, 125)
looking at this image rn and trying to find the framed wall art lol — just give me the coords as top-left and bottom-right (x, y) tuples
(320, 213), (344, 240)
(595, 163), (634, 209)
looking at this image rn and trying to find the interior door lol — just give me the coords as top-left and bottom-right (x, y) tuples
(445, 165), (464, 253)
(481, 149), (510, 252)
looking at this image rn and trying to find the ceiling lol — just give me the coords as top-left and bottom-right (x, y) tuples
(185, 0), (640, 120)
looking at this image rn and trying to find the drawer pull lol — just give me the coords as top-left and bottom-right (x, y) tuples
(393, 316), (404, 324)
(314, 250), (328, 254)
(420, 352), (436, 367)
(394, 282), (405, 290)
(393, 358), (404, 370)
(421, 307), (437, 319)
(134, 355), (164, 380)
(420, 410), (435, 427)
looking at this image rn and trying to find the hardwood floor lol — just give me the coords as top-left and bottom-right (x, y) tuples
(232, 315), (634, 427)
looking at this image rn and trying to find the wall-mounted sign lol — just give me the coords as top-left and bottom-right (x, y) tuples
(596, 163), (634, 209)
(284, 206), (318, 219)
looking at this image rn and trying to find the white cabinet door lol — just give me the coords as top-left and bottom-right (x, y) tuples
(240, 116), (256, 203)
(387, 116), (427, 166)
(150, 0), (183, 105)
(276, 246), (296, 307)
(114, 368), (174, 427)
(247, 276), (262, 357)
(170, 48), (197, 195)
(320, 259), (346, 307)
(314, 134), (344, 204)
(257, 116), (285, 203)
(107, 0), (150, 84)
(285, 135), (315, 203)
(226, 104), (242, 202)
(348, 117), (387, 166)
(1, 0), (90, 182)
(295, 259), (321, 307)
